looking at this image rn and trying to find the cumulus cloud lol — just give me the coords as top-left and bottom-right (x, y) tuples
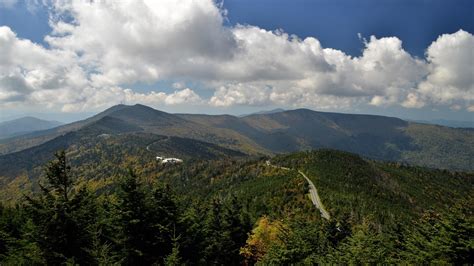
(210, 83), (272, 107)
(0, 0), (473, 112)
(46, 0), (236, 86)
(0, 25), (203, 112)
(418, 30), (474, 105)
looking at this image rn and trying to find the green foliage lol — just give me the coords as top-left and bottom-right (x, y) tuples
(116, 170), (178, 264)
(333, 221), (391, 264)
(272, 149), (473, 228)
(0, 149), (472, 264)
(24, 150), (97, 264)
(164, 235), (183, 266)
(401, 200), (474, 264)
(402, 124), (474, 170)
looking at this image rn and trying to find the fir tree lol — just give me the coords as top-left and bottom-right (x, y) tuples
(24, 150), (97, 264)
(117, 170), (179, 265)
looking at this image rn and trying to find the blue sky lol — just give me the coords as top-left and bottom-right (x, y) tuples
(0, 0), (473, 123)
(2, 0), (473, 58)
(225, 0), (474, 57)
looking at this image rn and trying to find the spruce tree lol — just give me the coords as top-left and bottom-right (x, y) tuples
(117, 170), (179, 265)
(402, 201), (474, 264)
(117, 169), (151, 264)
(164, 234), (182, 266)
(24, 150), (97, 264)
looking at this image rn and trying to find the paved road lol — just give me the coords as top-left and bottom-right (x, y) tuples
(266, 160), (330, 220)
(146, 137), (171, 153)
(298, 170), (330, 220)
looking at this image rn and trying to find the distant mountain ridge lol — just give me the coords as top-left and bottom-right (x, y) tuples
(0, 117), (63, 139)
(0, 104), (473, 170)
(242, 108), (286, 116)
(410, 119), (474, 128)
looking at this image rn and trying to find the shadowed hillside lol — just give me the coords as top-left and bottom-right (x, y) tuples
(1, 104), (473, 170)
(0, 117), (63, 139)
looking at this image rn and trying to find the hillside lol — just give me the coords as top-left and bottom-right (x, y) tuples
(0, 104), (265, 156)
(271, 150), (473, 224)
(178, 109), (474, 170)
(1, 144), (471, 226)
(0, 148), (471, 264)
(0, 116), (246, 202)
(0, 117), (63, 139)
(0, 104), (473, 170)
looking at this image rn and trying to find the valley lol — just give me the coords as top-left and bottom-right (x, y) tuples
(0, 104), (472, 264)
(1, 104), (473, 169)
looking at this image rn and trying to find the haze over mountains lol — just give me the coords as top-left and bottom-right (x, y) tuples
(0, 104), (472, 173)
(0, 106), (472, 264)
(411, 119), (474, 129)
(0, 117), (62, 139)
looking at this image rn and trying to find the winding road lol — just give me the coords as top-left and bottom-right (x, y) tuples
(298, 170), (331, 220)
(266, 160), (330, 220)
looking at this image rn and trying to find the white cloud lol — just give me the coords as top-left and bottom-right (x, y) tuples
(57, 87), (203, 113)
(401, 92), (425, 109)
(210, 83), (272, 107)
(46, 0), (236, 86)
(417, 30), (474, 105)
(0, 0), (17, 8)
(0, 0), (473, 113)
(0, 25), (202, 112)
(163, 88), (203, 105)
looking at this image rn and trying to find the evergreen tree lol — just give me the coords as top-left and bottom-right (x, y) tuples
(177, 202), (206, 263)
(200, 196), (250, 265)
(201, 198), (227, 264)
(402, 201), (474, 264)
(221, 195), (251, 263)
(117, 170), (178, 265)
(164, 234), (183, 266)
(90, 197), (123, 265)
(334, 221), (390, 264)
(24, 150), (97, 264)
(149, 183), (179, 258)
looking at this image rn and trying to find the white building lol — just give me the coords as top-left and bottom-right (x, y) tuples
(162, 158), (183, 164)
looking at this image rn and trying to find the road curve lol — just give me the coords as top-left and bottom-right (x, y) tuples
(266, 160), (330, 220)
(298, 170), (330, 220)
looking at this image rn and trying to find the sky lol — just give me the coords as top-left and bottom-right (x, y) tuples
(0, 0), (473, 123)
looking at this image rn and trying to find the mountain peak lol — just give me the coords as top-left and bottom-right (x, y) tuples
(244, 108), (286, 116)
(0, 117), (63, 139)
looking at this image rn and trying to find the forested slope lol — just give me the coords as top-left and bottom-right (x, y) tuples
(1, 104), (473, 170)
(0, 148), (472, 264)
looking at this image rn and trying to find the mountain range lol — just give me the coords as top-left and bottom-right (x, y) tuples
(0, 104), (472, 263)
(1, 104), (473, 170)
(0, 104), (472, 181)
(411, 119), (474, 128)
(0, 117), (63, 139)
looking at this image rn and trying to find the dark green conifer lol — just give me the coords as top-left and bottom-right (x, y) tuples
(24, 150), (97, 264)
